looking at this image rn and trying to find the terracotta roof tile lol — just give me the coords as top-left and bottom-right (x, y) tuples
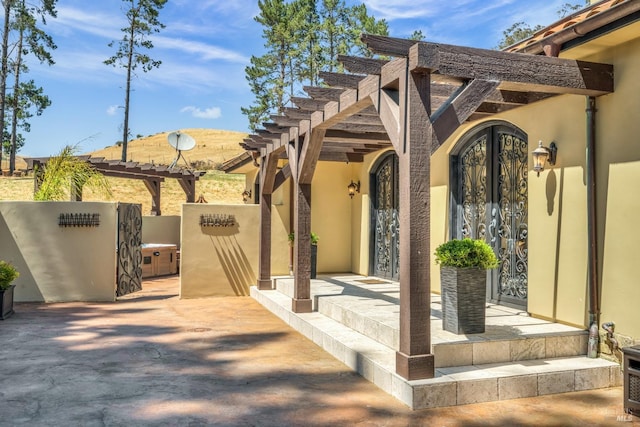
(505, 0), (638, 54)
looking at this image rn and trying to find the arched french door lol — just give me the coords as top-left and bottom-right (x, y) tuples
(451, 123), (529, 309)
(370, 152), (400, 280)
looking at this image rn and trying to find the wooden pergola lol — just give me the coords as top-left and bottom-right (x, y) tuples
(28, 156), (206, 215)
(242, 35), (614, 380)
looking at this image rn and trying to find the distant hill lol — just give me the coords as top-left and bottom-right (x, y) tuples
(89, 128), (248, 169)
(2, 129), (251, 214)
(7, 128), (248, 172)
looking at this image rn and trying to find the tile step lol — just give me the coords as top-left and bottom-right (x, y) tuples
(273, 278), (588, 368)
(252, 286), (620, 410)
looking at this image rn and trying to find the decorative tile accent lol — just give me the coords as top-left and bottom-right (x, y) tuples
(538, 371), (575, 395)
(473, 341), (510, 365)
(457, 379), (498, 405)
(434, 344), (473, 368)
(510, 338), (546, 361)
(575, 367), (611, 391)
(499, 375), (538, 400)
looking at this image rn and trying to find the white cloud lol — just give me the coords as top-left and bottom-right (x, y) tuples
(180, 106), (222, 119)
(50, 6), (122, 39)
(154, 36), (249, 63)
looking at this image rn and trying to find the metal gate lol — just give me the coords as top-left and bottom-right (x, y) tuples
(116, 203), (142, 297)
(371, 153), (400, 280)
(453, 125), (528, 308)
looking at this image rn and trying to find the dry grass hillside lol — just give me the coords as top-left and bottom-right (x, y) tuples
(0, 129), (251, 215)
(90, 128), (248, 169)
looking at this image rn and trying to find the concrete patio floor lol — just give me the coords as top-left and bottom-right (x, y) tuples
(0, 275), (637, 426)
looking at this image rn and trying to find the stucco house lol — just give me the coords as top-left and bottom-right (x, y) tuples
(221, 0), (640, 409)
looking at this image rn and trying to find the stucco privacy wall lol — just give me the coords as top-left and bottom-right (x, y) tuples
(0, 201), (118, 302)
(142, 215), (181, 248)
(180, 203), (289, 298)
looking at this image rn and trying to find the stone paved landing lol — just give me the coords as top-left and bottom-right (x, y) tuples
(252, 275), (620, 409)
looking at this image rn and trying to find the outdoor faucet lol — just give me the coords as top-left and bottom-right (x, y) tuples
(602, 321), (619, 355)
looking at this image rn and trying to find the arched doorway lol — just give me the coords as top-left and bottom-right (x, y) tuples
(451, 123), (529, 309)
(370, 152), (400, 280)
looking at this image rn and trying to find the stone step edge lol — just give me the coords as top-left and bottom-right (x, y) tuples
(251, 286), (620, 410)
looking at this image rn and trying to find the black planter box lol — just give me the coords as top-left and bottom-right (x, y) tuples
(1, 284), (16, 320)
(310, 245), (318, 279)
(440, 266), (486, 334)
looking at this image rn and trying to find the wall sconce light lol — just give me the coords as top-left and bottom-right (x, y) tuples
(347, 180), (360, 199)
(532, 141), (557, 176)
(242, 189), (252, 202)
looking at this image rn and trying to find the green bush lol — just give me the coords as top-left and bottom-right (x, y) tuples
(0, 261), (19, 290)
(288, 231), (319, 246)
(434, 238), (498, 269)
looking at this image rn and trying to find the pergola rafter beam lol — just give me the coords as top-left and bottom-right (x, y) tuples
(303, 86), (344, 101)
(338, 55), (388, 75)
(431, 79), (501, 148)
(319, 71), (366, 88)
(410, 41), (614, 96)
(361, 33), (418, 57)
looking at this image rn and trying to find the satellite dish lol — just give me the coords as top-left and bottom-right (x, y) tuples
(168, 131), (196, 151)
(167, 131), (196, 168)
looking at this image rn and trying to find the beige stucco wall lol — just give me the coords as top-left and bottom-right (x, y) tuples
(142, 215), (181, 248)
(422, 32), (640, 338)
(180, 203), (289, 298)
(0, 201), (118, 302)
(240, 161), (353, 275)
(311, 162), (353, 273)
(432, 95), (591, 328)
(586, 35), (640, 339)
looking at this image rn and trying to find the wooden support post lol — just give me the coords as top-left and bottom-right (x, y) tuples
(258, 192), (273, 290)
(177, 177), (197, 203)
(395, 68), (435, 380)
(292, 180), (312, 313)
(257, 152), (279, 290)
(291, 126), (314, 313)
(143, 178), (162, 216)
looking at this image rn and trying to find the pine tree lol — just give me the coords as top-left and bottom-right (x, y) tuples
(105, 0), (167, 162)
(242, 0), (388, 131)
(241, 0), (299, 131)
(0, 0), (56, 173)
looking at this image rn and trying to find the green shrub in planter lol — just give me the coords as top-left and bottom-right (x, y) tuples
(0, 260), (19, 290)
(0, 260), (19, 320)
(288, 231), (319, 246)
(434, 238), (498, 269)
(434, 239), (497, 335)
(287, 232), (319, 279)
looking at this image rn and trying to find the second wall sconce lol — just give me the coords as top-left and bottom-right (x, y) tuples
(347, 180), (360, 199)
(242, 189), (252, 202)
(532, 141), (557, 177)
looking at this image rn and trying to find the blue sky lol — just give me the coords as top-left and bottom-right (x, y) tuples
(21, 0), (574, 157)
